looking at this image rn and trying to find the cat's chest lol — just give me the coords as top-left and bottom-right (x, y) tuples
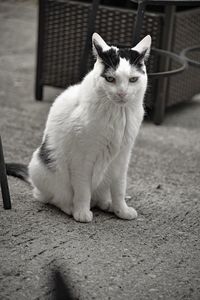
(90, 112), (126, 189)
(99, 110), (126, 152)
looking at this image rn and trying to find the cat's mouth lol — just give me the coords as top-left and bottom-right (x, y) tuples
(106, 93), (128, 105)
(115, 99), (128, 105)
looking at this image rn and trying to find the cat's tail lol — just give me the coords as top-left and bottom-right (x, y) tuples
(6, 163), (30, 184)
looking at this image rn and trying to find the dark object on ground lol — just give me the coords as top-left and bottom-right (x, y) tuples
(0, 136), (11, 209)
(52, 269), (74, 300)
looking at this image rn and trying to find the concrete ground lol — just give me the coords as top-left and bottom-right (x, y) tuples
(0, 1), (200, 299)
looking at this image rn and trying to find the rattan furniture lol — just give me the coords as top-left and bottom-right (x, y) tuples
(35, 0), (164, 99)
(0, 136), (11, 209)
(35, 0), (200, 124)
(131, 0), (200, 123)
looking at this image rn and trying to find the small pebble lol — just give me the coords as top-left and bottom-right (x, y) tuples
(125, 195), (132, 200)
(149, 288), (158, 292)
(148, 274), (156, 278)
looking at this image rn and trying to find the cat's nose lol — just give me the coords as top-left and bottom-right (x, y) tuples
(117, 91), (127, 98)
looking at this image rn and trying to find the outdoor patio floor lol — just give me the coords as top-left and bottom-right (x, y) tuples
(0, 1), (200, 299)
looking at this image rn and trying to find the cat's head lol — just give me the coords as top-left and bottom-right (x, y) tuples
(92, 33), (151, 105)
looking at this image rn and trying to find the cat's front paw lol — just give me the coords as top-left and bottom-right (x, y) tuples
(73, 209), (93, 223)
(114, 206), (137, 220)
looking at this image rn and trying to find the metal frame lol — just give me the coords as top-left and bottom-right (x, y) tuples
(131, 0), (200, 124)
(148, 48), (187, 78)
(132, 0), (147, 45)
(130, 1), (188, 124)
(181, 45), (200, 68)
(153, 5), (176, 124)
(35, 0), (46, 101)
(80, 0), (100, 79)
(0, 136), (11, 209)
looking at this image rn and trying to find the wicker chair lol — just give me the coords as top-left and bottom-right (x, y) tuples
(35, 0), (200, 124)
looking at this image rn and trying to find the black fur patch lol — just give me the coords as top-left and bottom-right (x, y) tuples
(39, 136), (55, 170)
(6, 163), (29, 183)
(95, 43), (146, 75)
(119, 49), (146, 73)
(94, 43), (120, 75)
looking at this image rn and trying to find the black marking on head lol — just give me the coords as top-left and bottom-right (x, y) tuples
(100, 48), (120, 71)
(96, 45), (146, 77)
(39, 135), (55, 170)
(94, 43), (120, 76)
(118, 49), (146, 73)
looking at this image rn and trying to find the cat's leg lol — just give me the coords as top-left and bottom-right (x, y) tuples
(32, 171), (73, 216)
(29, 151), (72, 215)
(29, 152), (54, 203)
(50, 183), (73, 216)
(45, 168), (73, 216)
(72, 180), (93, 222)
(33, 187), (51, 203)
(92, 177), (113, 212)
(71, 169), (93, 223)
(110, 150), (137, 220)
(111, 178), (137, 219)
(92, 187), (112, 211)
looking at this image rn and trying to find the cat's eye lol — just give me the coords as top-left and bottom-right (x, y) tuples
(129, 77), (139, 83)
(105, 76), (115, 83)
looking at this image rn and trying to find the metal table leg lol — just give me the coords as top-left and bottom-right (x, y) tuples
(0, 136), (11, 209)
(133, 2), (178, 124)
(133, 0), (147, 45)
(153, 5), (176, 125)
(80, 0), (100, 79)
(35, 0), (45, 101)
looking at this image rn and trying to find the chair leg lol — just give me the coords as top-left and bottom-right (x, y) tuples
(0, 136), (11, 209)
(132, 0), (147, 45)
(79, 0), (100, 79)
(35, 84), (43, 101)
(35, 0), (45, 101)
(153, 6), (176, 125)
(153, 79), (166, 125)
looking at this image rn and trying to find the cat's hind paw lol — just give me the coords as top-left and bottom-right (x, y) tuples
(97, 200), (113, 212)
(73, 209), (93, 223)
(114, 206), (137, 220)
(33, 187), (50, 203)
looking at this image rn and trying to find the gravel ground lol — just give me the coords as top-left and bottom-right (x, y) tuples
(0, 1), (200, 299)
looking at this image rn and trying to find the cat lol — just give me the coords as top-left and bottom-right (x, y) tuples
(6, 33), (151, 223)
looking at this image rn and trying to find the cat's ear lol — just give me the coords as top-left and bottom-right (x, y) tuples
(92, 33), (110, 58)
(132, 35), (151, 61)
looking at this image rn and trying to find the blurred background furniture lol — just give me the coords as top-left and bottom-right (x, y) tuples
(181, 45), (200, 67)
(35, 0), (200, 124)
(0, 136), (11, 209)
(131, 0), (200, 123)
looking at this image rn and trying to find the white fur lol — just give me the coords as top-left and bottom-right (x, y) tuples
(132, 35), (151, 59)
(29, 33), (151, 222)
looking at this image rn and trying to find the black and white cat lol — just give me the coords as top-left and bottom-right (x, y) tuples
(6, 33), (151, 223)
